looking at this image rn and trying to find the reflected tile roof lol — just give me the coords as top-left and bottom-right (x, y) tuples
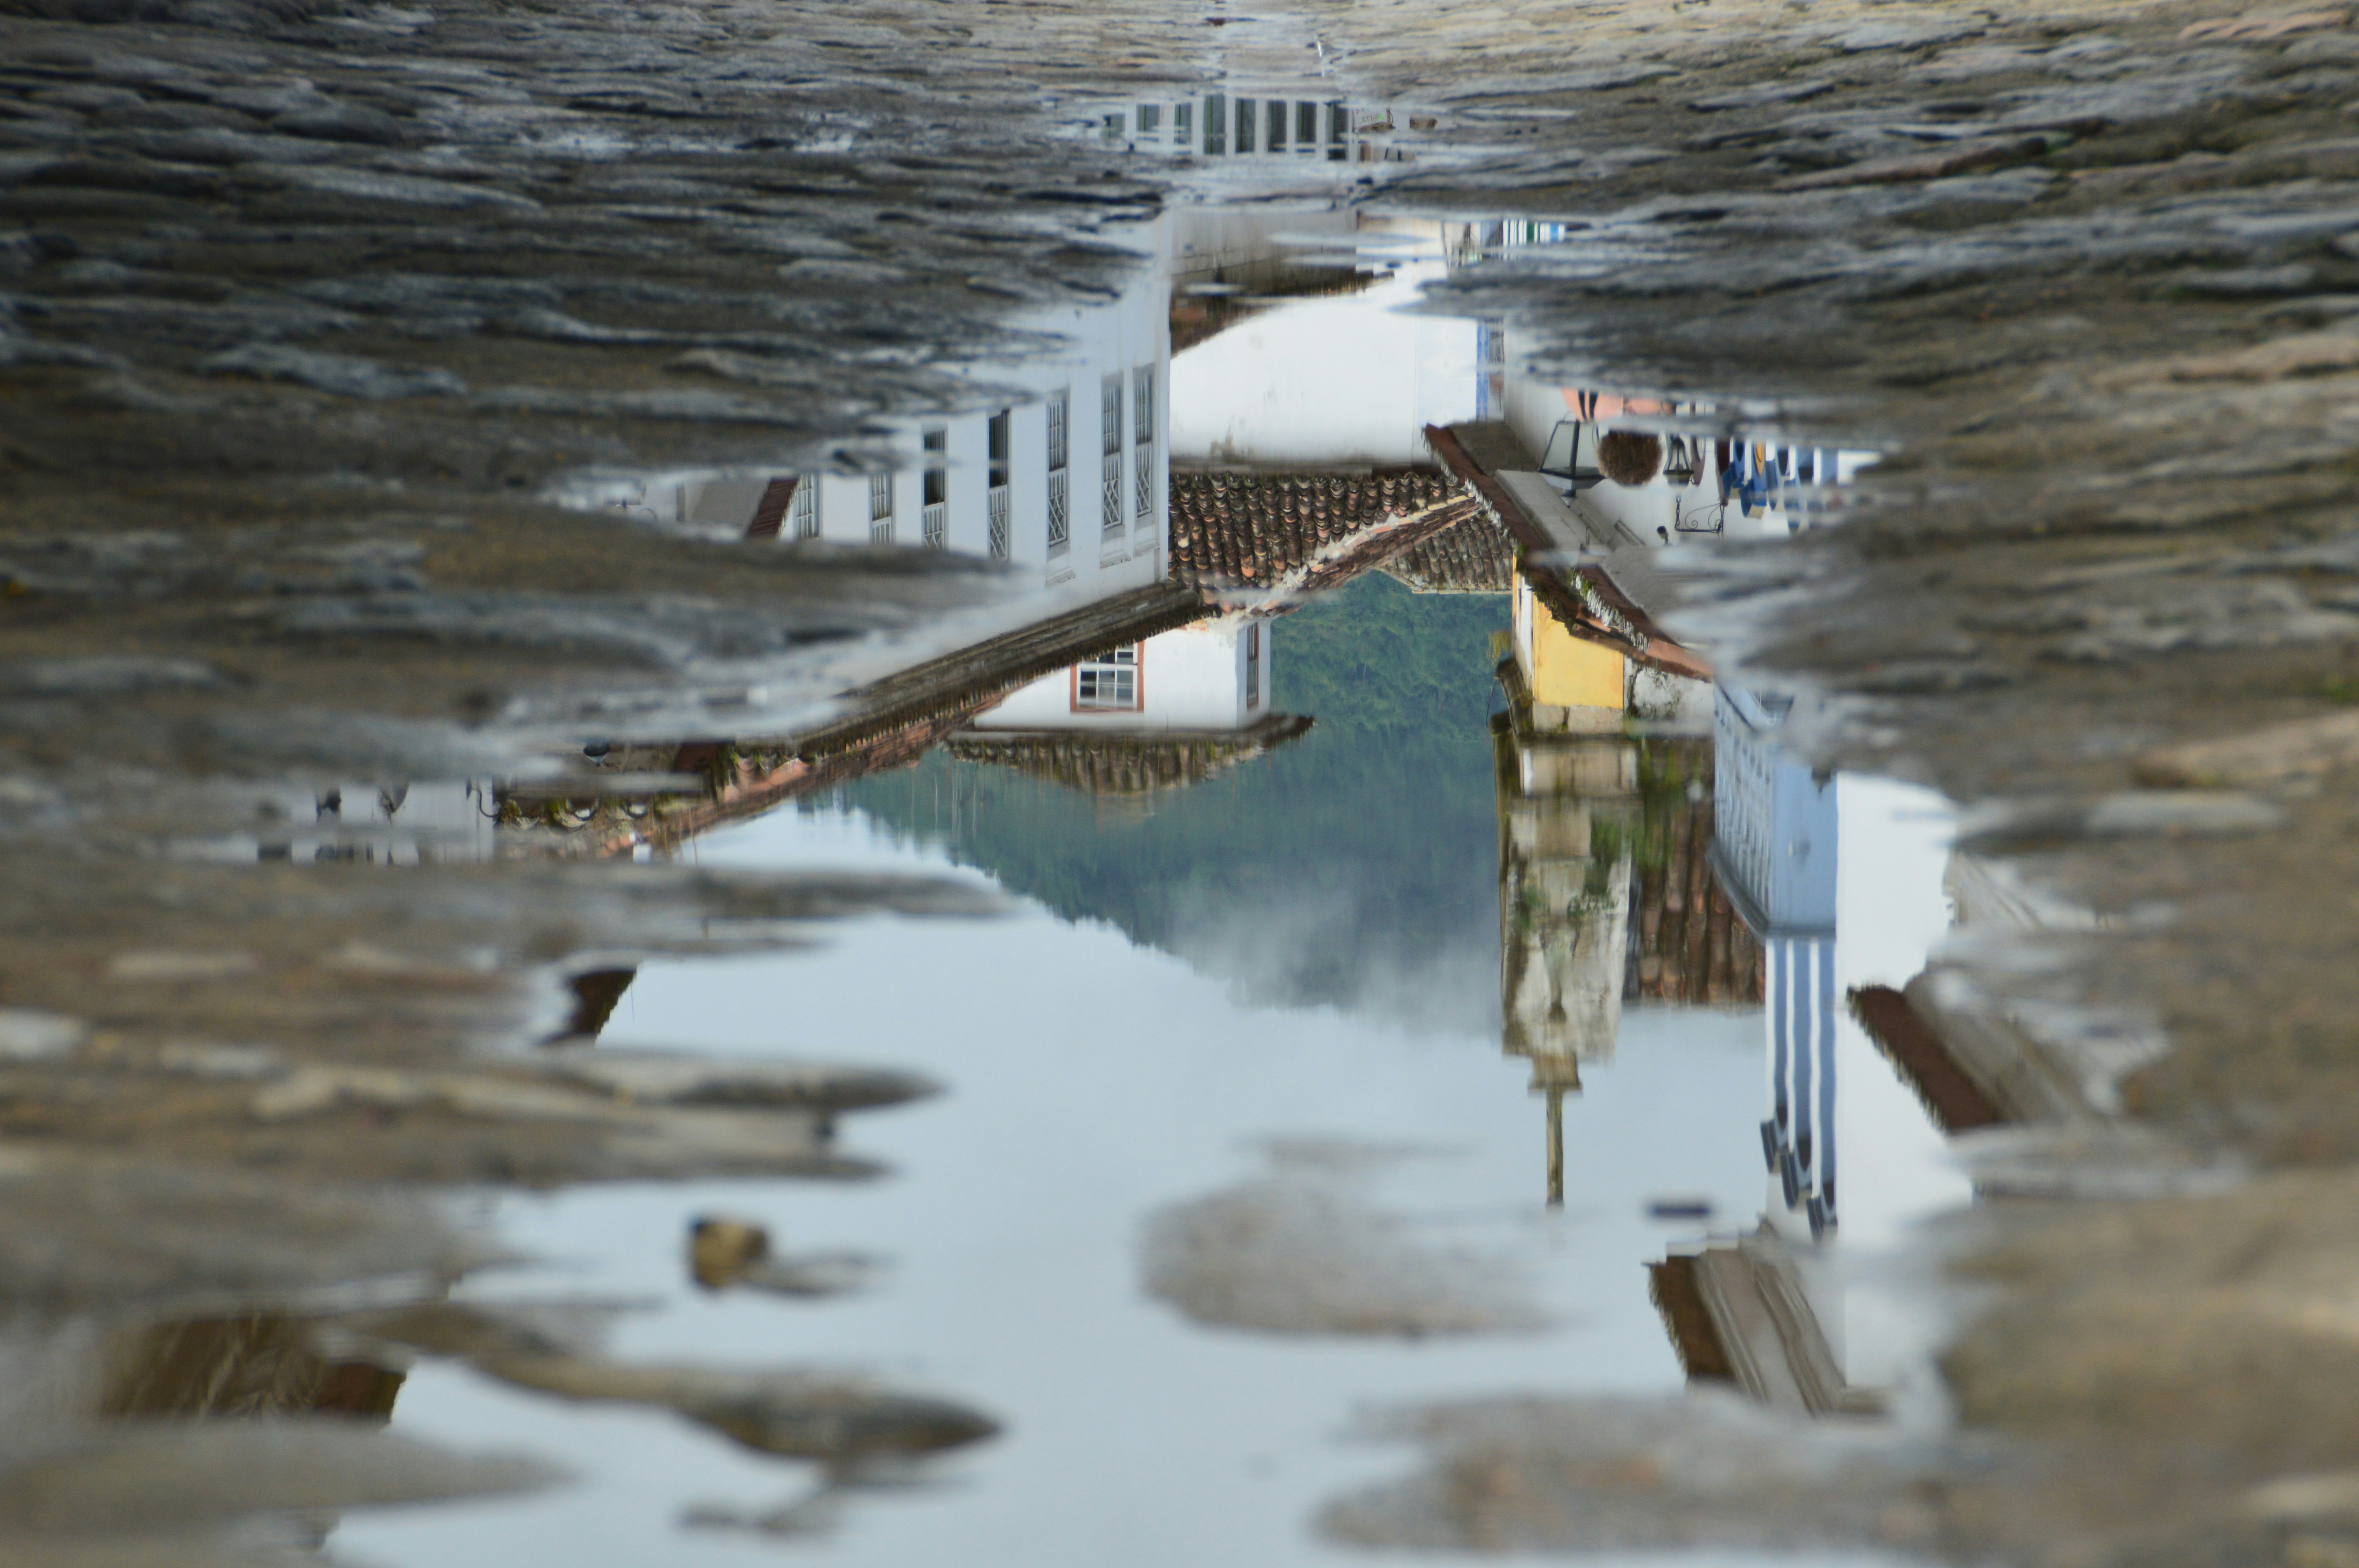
(1169, 471), (1467, 590)
(947, 713), (1316, 804)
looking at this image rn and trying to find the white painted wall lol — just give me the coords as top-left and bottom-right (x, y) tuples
(606, 214), (1173, 599)
(1170, 261), (1479, 468)
(971, 620), (1266, 733)
(1172, 205), (1357, 292)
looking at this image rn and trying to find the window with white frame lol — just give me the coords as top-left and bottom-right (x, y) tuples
(987, 410), (1010, 560)
(1075, 644), (1139, 710)
(1047, 390), (1070, 555)
(868, 470), (893, 544)
(1132, 365), (1154, 517)
(1100, 372), (1123, 536)
(791, 476), (817, 539)
(921, 427), (947, 549)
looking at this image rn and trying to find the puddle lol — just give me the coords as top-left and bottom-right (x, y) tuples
(336, 206), (1976, 1559)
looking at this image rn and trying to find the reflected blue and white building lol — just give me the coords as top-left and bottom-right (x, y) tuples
(1710, 684), (1841, 1238)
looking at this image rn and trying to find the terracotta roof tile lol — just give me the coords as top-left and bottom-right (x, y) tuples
(1169, 470), (1467, 593)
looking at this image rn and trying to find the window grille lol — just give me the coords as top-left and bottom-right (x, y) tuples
(1047, 392), (1069, 556)
(868, 470), (892, 543)
(1132, 365), (1154, 517)
(1175, 101), (1192, 143)
(987, 410), (1010, 561)
(1101, 373), (1124, 536)
(790, 477), (817, 539)
(922, 428), (947, 506)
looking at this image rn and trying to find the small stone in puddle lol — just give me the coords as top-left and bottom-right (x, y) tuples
(691, 1215), (882, 1298)
(691, 1214), (770, 1288)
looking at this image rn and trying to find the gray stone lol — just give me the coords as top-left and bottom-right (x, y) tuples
(260, 163), (542, 209)
(4, 656), (224, 694)
(202, 341), (467, 398)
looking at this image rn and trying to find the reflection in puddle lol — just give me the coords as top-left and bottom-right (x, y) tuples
(311, 196), (2007, 1560)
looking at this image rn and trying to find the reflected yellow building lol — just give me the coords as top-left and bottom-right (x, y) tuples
(1510, 568), (1627, 727)
(1496, 568), (1763, 1204)
(1496, 568), (1639, 1204)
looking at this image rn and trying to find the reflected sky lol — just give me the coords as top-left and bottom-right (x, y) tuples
(340, 802), (1798, 1568)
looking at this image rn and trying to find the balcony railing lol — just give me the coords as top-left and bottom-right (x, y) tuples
(1102, 467), (1123, 536)
(1047, 470), (1069, 554)
(922, 502), (947, 549)
(988, 484), (1010, 559)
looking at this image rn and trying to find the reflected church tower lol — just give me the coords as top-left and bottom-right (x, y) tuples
(1494, 568), (1760, 1204)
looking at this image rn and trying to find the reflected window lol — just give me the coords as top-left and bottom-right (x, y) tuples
(1047, 390), (1070, 556)
(1132, 365), (1154, 517)
(790, 475), (817, 539)
(1246, 621), (1260, 707)
(1236, 98), (1254, 154)
(1205, 93), (1224, 155)
(922, 426), (947, 549)
(1296, 101), (1317, 145)
(1075, 644), (1140, 710)
(1140, 104), (1161, 134)
(868, 470), (893, 544)
(1267, 99), (1285, 151)
(987, 410), (1011, 560)
(1101, 372), (1124, 536)
(1175, 101), (1192, 143)
(922, 428), (947, 508)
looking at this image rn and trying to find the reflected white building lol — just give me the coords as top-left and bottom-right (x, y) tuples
(1100, 94), (1423, 164)
(971, 618), (1271, 735)
(1169, 214), (1483, 469)
(1674, 681), (1971, 1414)
(592, 215), (1174, 600)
